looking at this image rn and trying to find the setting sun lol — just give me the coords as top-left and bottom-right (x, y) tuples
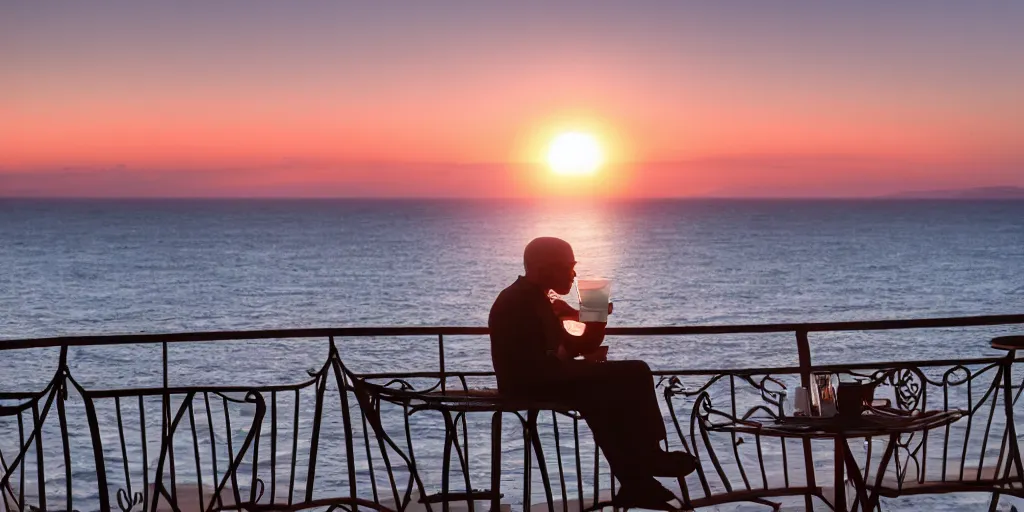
(547, 132), (603, 176)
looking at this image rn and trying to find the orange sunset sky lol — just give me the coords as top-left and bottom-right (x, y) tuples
(2, 2), (1022, 198)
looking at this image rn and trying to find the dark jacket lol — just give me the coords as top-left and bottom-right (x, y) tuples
(488, 276), (564, 394)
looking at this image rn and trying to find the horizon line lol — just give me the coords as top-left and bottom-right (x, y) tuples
(3, 195), (1024, 201)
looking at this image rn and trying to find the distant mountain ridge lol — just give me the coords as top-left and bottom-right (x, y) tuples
(883, 186), (1024, 199)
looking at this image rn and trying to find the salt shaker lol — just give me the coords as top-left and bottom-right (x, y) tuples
(793, 387), (811, 417)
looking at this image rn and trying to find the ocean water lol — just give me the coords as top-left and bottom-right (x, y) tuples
(3, 198), (1021, 334)
(3, 199), (1022, 362)
(1, 198), (1023, 510)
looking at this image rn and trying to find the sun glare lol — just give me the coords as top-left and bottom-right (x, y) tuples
(547, 132), (603, 176)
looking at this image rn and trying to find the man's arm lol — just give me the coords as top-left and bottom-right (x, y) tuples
(549, 300), (611, 359)
(560, 322), (606, 358)
(551, 299), (580, 321)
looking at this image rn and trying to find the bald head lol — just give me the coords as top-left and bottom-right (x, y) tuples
(522, 237), (577, 294)
(524, 237), (575, 273)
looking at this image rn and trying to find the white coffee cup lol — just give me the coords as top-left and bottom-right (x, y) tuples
(576, 279), (612, 323)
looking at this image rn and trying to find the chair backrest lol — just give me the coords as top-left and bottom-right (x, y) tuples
(665, 360), (1022, 507)
(2, 351), (413, 512)
(680, 372), (792, 501)
(0, 376), (65, 512)
(236, 348), (412, 512)
(867, 362), (1017, 488)
(70, 377), (267, 512)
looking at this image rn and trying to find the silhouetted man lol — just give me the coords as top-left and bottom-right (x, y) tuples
(489, 237), (694, 509)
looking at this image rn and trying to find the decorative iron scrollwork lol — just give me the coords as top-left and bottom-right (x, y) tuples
(115, 488), (144, 512)
(892, 367), (925, 411)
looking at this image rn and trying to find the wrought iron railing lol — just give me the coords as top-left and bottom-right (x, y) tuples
(1, 313), (1023, 512)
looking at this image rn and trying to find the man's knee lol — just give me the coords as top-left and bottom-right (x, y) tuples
(598, 360), (654, 386)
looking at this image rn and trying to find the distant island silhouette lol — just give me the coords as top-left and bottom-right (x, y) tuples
(882, 186), (1024, 199)
(701, 185), (1024, 199)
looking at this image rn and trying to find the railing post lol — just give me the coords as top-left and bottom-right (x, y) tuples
(162, 339), (170, 462)
(796, 330), (812, 388)
(328, 336), (360, 506)
(796, 330), (817, 511)
(439, 334), (446, 393)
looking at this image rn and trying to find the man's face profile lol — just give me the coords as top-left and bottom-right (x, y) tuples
(524, 237), (577, 295)
(539, 257), (576, 295)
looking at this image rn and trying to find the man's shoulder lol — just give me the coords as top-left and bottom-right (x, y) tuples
(489, 279), (537, 321)
(490, 281), (521, 313)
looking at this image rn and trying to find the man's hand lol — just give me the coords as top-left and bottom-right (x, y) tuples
(551, 299), (579, 321)
(559, 321), (606, 359)
(557, 343), (607, 363)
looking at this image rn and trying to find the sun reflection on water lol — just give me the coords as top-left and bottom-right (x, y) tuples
(513, 199), (621, 303)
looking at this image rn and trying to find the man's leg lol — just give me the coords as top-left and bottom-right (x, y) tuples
(548, 361), (668, 473)
(557, 360), (696, 479)
(551, 361), (681, 507)
(598, 360), (668, 450)
(560, 360), (666, 450)
(577, 407), (642, 482)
